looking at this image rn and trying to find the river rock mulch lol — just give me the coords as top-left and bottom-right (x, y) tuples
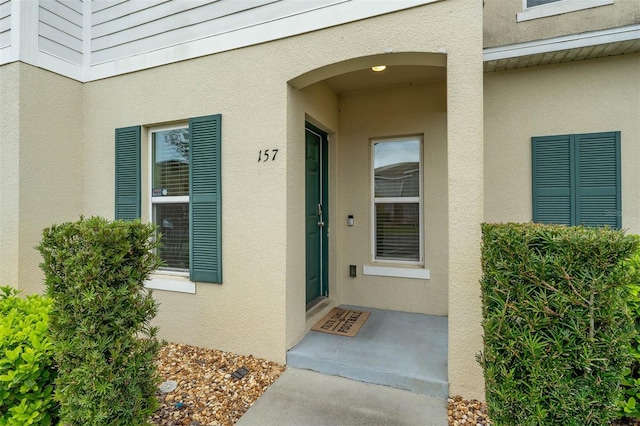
(448, 396), (491, 425)
(151, 343), (285, 426)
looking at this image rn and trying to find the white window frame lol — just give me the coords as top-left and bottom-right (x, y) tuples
(517, 0), (613, 22)
(370, 135), (424, 266)
(148, 123), (190, 279)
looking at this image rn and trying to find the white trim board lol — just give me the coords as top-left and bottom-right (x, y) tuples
(517, 0), (613, 22)
(363, 265), (430, 280)
(145, 275), (196, 294)
(483, 23), (640, 62)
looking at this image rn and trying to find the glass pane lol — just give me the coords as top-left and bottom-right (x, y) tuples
(154, 203), (189, 271)
(375, 202), (419, 261)
(152, 128), (190, 197)
(374, 139), (420, 198)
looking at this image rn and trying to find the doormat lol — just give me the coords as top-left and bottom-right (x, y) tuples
(311, 308), (370, 337)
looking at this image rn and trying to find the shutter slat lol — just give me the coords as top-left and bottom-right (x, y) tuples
(115, 126), (141, 220)
(189, 114), (222, 283)
(532, 135), (573, 225)
(576, 131), (621, 228)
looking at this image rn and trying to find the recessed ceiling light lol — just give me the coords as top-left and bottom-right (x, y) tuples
(371, 65), (386, 72)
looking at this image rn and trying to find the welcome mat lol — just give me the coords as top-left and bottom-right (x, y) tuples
(311, 308), (370, 337)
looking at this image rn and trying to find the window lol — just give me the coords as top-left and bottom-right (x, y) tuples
(518, 0), (614, 22)
(372, 136), (422, 263)
(115, 114), (222, 284)
(151, 126), (190, 272)
(532, 131), (620, 228)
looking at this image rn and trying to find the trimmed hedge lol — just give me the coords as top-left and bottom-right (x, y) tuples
(37, 216), (162, 426)
(620, 246), (640, 418)
(479, 223), (638, 425)
(0, 286), (58, 425)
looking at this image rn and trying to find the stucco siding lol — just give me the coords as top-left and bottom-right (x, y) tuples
(337, 81), (448, 315)
(0, 63), (84, 293)
(78, 0), (485, 396)
(0, 62), (19, 288)
(83, 41), (291, 362)
(484, 0), (640, 48)
(484, 53), (640, 233)
(286, 80), (339, 349)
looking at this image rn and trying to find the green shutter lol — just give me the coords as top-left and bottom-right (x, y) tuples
(532, 135), (573, 225)
(115, 126), (141, 220)
(575, 131), (621, 228)
(189, 114), (222, 283)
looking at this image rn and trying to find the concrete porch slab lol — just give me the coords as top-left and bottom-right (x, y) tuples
(287, 305), (448, 398)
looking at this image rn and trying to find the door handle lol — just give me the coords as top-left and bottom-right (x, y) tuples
(318, 220), (325, 227)
(317, 203), (323, 216)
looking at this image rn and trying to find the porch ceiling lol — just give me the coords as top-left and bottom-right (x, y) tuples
(324, 65), (446, 94)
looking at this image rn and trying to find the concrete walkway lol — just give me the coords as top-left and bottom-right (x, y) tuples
(236, 367), (448, 426)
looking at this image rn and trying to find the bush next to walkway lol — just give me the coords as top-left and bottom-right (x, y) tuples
(479, 223), (638, 426)
(0, 286), (58, 425)
(37, 216), (162, 425)
(620, 245), (640, 418)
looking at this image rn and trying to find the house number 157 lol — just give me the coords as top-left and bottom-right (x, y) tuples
(258, 149), (279, 162)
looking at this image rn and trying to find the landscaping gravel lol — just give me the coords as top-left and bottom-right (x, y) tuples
(151, 343), (285, 426)
(448, 396), (491, 425)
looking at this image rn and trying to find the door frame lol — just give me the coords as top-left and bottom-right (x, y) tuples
(305, 122), (329, 306)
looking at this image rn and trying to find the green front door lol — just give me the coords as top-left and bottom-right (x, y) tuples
(305, 124), (328, 305)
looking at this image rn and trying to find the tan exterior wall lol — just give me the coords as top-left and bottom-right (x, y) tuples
(285, 81), (339, 348)
(282, 0), (484, 398)
(484, 0), (640, 48)
(336, 81), (448, 314)
(83, 42), (292, 363)
(0, 63), (20, 289)
(484, 53), (640, 234)
(0, 63), (84, 293)
(3, 0), (484, 397)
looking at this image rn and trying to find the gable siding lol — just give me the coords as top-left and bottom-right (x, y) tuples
(2, 0), (438, 80)
(90, 0), (343, 65)
(38, 0), (83, 65)
(0, 0), (10, 53)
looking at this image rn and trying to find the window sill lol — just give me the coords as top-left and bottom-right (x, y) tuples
(144, 274), (196, 294)
(363, 265), (430, 280)
(517, 0), (613, 22)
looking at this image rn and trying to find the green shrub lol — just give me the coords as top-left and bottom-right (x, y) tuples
(478, 223), (638, 426)
(619, 245), (640, 418)
(37, 216), (162, 426)
(0, 286), (58, 425)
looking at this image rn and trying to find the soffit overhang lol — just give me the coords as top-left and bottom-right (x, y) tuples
(483, 23), (640, 72)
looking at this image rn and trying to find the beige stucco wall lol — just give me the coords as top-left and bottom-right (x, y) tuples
(484, 53), (640, 234)
(285, 81), (339, 348)
(3, 0), (484, 398)
(0, 63), (84, 293)
(484, 0), (640, 48)
(83, 42), (292, 363)
(0, 63), (20, 289)
(282, 0), (484, 398)
(336, 80), (449, 314)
